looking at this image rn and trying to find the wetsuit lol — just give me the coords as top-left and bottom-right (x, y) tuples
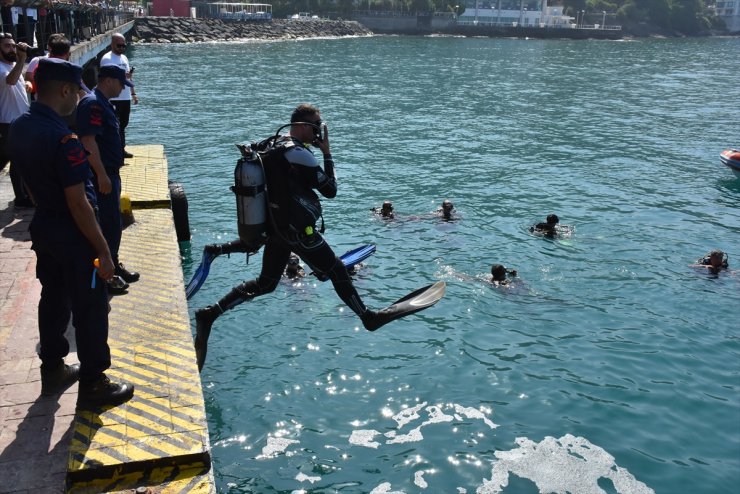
(531, 222), (557, 237)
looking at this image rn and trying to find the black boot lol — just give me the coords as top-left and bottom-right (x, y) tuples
(204, 240), (247, 258)
(106, 275), (129, 295)
(115, 262), (140, 283)
(41, 361), (80, 396)
(195, 305), (221, 371)
(77, 374), (134, 408)
(203, 244), (223, 257)
(361, 310), (383, 332)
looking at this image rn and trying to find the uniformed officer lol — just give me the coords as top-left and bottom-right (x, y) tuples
(10, 58), (134, 407)
(76, 64), (139, 294)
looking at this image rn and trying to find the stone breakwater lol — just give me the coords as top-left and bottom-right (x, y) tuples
(132, 17), (373, 43)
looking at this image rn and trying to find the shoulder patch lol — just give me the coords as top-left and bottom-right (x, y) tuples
(61, 133), (79, 144)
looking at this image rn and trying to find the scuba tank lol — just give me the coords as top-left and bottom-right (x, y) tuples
(231, 144), (268, 252)
(229, 120), (324, 252)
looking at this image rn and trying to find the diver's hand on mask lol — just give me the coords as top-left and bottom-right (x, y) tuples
(315, 123), (330, 155)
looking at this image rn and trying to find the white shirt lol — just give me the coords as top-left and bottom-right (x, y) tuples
(26, 53), (48, 78)
(0, 60), (29, 124)
(100, 51), (132, 101)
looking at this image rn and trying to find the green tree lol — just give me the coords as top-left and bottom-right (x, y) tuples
(639, 0), (671, 27)
(669, 0), (708, 32)
(616, 1), (648, 22)
(586, 0), (618, 11)
(563, 0), (588, 17)
(337, 0), (355, 15)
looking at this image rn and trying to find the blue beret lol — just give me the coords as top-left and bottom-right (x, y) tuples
(35, 58), (83, 87)
(98, 65), (134, 87)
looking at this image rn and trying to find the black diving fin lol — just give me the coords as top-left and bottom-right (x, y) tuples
(362, 281), (446, 332)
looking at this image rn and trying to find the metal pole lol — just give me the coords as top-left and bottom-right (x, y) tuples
(519, 0), (524, 26)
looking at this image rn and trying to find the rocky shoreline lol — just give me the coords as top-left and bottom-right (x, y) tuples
(131, 17), (373, 43)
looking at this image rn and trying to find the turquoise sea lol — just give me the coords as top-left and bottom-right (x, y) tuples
(127, 36), (740, 493)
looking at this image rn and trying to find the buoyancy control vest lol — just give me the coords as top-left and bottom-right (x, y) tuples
(232, 136), (323, 251)
(256, 136), (324, 236)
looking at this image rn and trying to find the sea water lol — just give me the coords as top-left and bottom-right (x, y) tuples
(127, 35), (740, 493)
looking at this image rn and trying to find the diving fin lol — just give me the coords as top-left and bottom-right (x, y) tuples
(313, 244), (376, 281)
(341, 244), (376, 270)
(362, 281), (446, 332)
(185, 248), (217, 300)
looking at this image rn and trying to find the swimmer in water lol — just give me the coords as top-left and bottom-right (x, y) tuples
(530, 214), (560, 237)
(692, 249), (729, 275)
(284, 253), (305, 279)
(438, 199), (455, 220)
(371, 200), (394, 219)
(491, 264), (518, 286)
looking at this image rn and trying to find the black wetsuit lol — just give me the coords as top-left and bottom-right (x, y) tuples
(531, 222), (557, 237)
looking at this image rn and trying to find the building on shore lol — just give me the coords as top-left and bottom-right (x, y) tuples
(192, 2), (273, 20)
(152, 0), (193, 17)
(457, 0), (618, 30)
(716, 0), (740, 32)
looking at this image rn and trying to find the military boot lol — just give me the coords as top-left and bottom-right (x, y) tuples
(41, 361), (80, 396)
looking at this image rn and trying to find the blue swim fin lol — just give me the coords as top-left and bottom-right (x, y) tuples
(312, 244), (376, 281)
(363, 281), (446, 332)
(185, 249), (217, 300)
(341, 244), (376, 271)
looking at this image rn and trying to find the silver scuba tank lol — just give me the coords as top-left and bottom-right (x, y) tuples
(231, 144), (267, 252)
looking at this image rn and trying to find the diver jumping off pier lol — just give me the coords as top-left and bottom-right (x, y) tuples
(193, 104), (444, 370)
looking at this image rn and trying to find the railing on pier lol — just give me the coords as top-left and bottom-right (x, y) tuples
(1, 0), (134, 52)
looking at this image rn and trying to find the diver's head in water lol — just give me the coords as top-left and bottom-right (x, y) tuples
(285, 254), (304, 278)
(546, 214), (559, 226)
(441, 200), (454, 219)
(491, 264), (507, 282)
(704, 249), (729, 272)
(381, 200), (394, 218)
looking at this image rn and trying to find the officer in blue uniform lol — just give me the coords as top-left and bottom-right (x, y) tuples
(10, 58), (134, 407)
(76, 64), (139, 294)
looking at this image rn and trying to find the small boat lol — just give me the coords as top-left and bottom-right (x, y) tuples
(720, 149), (740, 178)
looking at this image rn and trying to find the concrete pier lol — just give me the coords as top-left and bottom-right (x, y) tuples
(0, 146), (213, 493)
